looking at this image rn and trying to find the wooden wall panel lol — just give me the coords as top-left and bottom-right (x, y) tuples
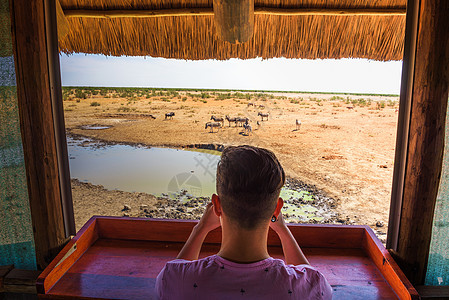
(10, 0), (67, 269)
(397, 0), (449, 285)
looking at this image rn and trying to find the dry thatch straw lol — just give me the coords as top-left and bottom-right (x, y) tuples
(58, 0), (406, 61)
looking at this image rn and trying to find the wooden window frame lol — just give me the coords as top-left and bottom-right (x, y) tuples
(15, 0), (449, 285)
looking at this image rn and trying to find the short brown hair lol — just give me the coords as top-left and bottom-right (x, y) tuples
(216, 145), (285, 229)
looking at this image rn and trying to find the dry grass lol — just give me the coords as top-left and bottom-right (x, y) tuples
(59, 0), (406, 61)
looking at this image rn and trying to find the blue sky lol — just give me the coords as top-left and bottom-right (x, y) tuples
(60, 54), (403, 95)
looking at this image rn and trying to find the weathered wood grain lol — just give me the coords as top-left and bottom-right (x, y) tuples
(213, 0), (254, 43)
(10, 0), (66, 269)
(398, 0), (449, 285)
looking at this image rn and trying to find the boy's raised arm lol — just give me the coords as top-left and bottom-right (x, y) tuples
(269, 213), (310, 266)
(176, 203), (221, 260)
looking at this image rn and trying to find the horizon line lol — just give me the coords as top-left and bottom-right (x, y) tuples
(62, 86), (400, 98)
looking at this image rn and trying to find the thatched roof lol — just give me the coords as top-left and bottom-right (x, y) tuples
(58, 0), (406, 61)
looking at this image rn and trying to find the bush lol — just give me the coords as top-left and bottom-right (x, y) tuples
(75, 90), (87, 99)
(90, 102), (100, 107)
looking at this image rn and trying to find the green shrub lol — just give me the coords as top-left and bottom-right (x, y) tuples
(75, 90), (87, 99)
(90, 101), (100, 107)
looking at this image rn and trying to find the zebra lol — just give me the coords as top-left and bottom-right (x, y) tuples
(243, 123), (252, 135)
(225, 115), (237, 127)
(210, 115), (224, 126)
(165, 112), (175, 119)
(258, 112), (269, 121)
(296, 119), (301, 130)
(235, 117), (249, 127)
(205, 122), (222, 133)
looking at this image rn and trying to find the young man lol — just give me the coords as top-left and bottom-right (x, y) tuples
(156, 145), (332, 299)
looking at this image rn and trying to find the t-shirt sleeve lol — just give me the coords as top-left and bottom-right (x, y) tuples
(155, 265), (169, 299)
(155, 259), (191, 299)
(289, 264), (333, 299)
(316, 271), (333, 300)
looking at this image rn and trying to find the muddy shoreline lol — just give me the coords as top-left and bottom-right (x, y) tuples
(72, 177), (386, 243)
(69, 130), (226, 152)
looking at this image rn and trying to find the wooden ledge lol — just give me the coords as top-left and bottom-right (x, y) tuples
(0, 265), (40, 294)
(37, 216), (419, 299)
(416, 285), (449, 300)
(0, 265), (14, 292)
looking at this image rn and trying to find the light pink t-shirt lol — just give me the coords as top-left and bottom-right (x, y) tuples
(156, 255), (332, 300)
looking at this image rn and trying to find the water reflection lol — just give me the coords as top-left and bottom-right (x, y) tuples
(67, 137), (220, 197)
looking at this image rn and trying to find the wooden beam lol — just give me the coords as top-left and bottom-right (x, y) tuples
(62, 7), (407, 19)
(10, 0), (67, 269)
(254, 7), (407, 16)
(387, 0), (419, 251)
(45, 0), (76, 236)
(64, 8), (214, 18)
(213, 0), (254, 44)
(397, 0), (449, 285)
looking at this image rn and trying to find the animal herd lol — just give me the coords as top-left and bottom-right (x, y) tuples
(162, 111), (301, 135)
(204, 112), (272, 135)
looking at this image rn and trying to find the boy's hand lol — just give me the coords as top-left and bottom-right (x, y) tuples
(196, 202), (221, 234)
(269, 212), (288, 235)
(177, 202), (220, 261)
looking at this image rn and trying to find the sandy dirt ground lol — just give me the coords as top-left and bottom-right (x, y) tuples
(63, 89), (399, 240)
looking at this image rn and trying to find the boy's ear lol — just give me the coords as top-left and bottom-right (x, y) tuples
(273, 197), (284, 218)
(211, 194), (222, 217)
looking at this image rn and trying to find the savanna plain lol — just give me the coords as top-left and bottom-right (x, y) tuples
(63, 87), (399, 242)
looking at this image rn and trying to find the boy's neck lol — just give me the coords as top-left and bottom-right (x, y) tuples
(217, 219), (270, 263)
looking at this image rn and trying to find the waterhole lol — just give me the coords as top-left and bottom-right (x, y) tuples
(67, 136), (331, 222)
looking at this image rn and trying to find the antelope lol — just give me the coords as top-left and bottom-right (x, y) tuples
(225, 115), (237, 127)
(258, 112), (269, 121)
(296, 119), (301, 130)
(165, 112), (175, 119)
(205, 122), (222, 133)
(243, 123), (252, 135)
(259, 104), (265, 109)
(210, 115), (224, 126)
(247, 102), (255, 107)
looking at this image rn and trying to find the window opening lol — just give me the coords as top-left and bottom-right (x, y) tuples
(60, 55), (401, 244)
